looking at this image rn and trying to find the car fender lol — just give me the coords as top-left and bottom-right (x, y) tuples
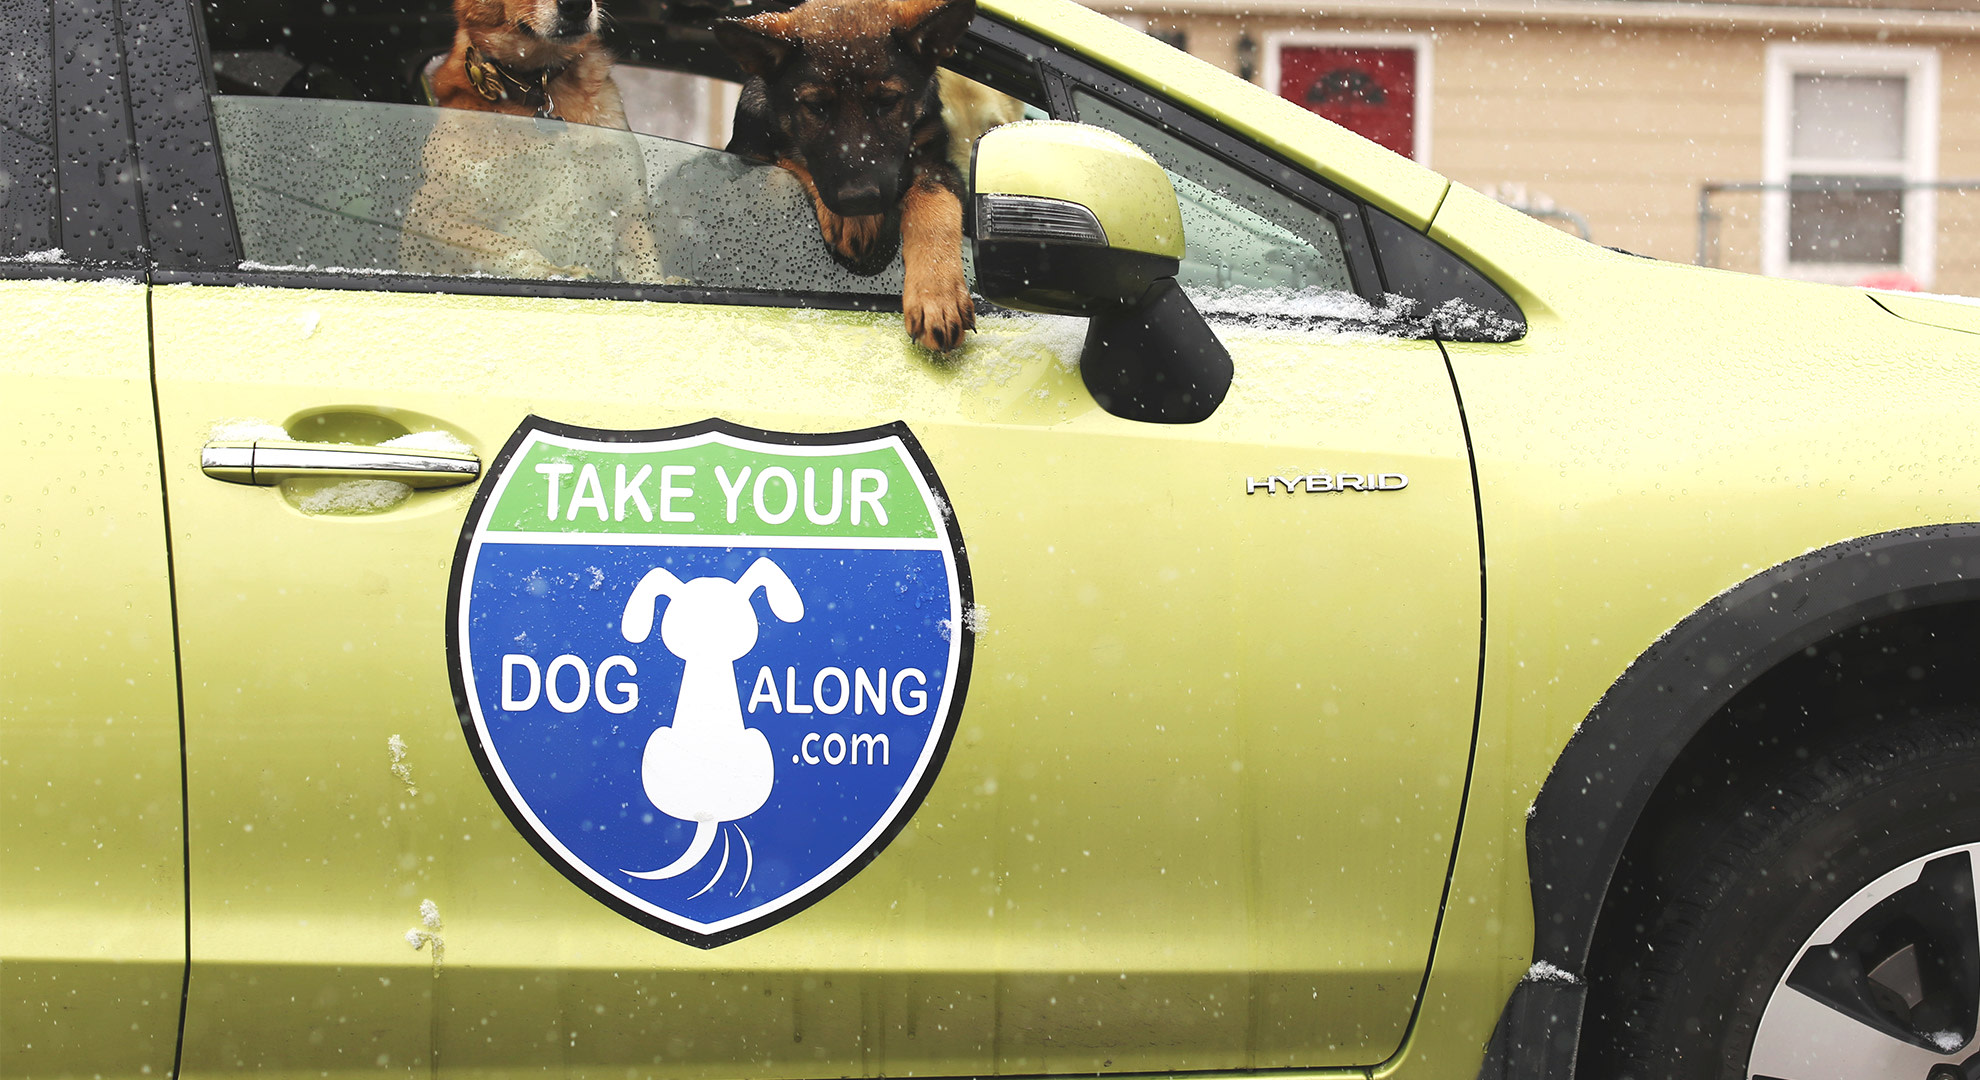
(1489, 522), (1980, 1078)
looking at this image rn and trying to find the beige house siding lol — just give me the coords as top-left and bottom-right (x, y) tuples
(1093, 2), (1980, 295)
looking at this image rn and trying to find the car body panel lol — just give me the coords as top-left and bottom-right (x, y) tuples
(14, 1), (1979, 1077)
(1375, 181), (1980, 1078)
(151, 281), (1481, 1078)
(0, 276), (185, 1080)
(1873, 291), (1980, 337)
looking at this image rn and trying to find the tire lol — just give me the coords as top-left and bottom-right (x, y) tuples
(1595, 713), (1980, 1080)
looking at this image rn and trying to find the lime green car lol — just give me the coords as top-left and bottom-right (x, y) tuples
(8, 1), (1980, 1079)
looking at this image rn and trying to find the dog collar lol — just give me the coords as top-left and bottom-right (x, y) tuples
(463, 45), (564, 119)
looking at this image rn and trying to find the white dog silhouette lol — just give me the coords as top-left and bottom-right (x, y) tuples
(618, 557), (803, 888)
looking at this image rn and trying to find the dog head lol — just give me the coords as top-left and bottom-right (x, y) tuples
(716, 0), (975, 217)
(455, 0), (605, 62)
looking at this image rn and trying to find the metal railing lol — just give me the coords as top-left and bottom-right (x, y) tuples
(1696, 179), (1980, 290)
(1511, 204), (1593, 241)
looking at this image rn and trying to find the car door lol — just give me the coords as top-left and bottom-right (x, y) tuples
(1, 6), (187, 1080)
(138, 3), (1483, 1077)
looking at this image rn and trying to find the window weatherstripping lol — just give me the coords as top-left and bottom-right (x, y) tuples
(1260, 32), (1432, 166)
(1762, 44), (1939, 290)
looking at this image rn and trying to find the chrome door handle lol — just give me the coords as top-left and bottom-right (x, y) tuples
(201, 440), (481, 489)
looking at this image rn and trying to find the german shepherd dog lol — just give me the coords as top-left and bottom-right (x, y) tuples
(430, 0), (624, 127)
(717, 0), (979, 351)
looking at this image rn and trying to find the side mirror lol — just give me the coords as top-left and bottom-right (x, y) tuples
(970, 121), (1232, 424)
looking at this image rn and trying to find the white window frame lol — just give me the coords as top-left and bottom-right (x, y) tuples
(1261, 31), (1432, 166)
(1762, 43), (1938, 287)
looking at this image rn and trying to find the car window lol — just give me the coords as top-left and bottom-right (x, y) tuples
(1, 0), (56, 259)
(1071, 88), (1354, 296)
(199, 3), (1040, 295)
(212, 77), (1035, 293)
(214, 95), (874, 290)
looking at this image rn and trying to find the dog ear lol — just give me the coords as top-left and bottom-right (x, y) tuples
(892, 0), (975, 64)
(621, 566), (686, 644)
(715, 15), (798, 79)
(737, 557), (804, 624)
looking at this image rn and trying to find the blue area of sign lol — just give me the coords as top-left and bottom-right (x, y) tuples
(465, 542), (955, 927)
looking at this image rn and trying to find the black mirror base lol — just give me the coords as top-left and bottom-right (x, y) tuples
(1081, 277), (1233, 424)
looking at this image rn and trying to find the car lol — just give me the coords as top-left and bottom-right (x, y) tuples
(6, 0), (1980, 1078)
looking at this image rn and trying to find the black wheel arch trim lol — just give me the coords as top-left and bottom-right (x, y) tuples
(1490, 523), (1980, 1080)
(1531, 523), (1980, 976)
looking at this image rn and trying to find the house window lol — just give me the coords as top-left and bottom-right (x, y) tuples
(1262, 32), (1430, 164)
(1109, 15), (1187, 54)
(1763, 44), (1938, 288)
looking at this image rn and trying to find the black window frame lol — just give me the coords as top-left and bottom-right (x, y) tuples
(0, 0), (151, 278)
(2, 0), (59, 262)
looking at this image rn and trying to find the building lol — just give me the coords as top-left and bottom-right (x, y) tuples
(1100, 0), (1980, 295)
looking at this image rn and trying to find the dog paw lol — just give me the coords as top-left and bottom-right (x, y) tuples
(904, 273), (975, 352)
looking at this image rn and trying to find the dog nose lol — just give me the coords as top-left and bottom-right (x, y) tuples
(556, 0), (593, 26)
(832, 180), (888, 217)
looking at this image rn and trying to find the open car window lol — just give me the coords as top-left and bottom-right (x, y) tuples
(211, 79), (1037, 291)
(200, 3), (1042, 294)
(215, 96), (875, 290)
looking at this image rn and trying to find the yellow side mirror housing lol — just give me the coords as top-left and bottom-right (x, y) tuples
(970, 120), (1183, 313)
(968, 120), (1231, 425)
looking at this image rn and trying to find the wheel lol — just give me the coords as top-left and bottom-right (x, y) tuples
(1596, 714), (1980, 1080)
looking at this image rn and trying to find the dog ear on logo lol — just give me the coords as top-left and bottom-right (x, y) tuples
(891, 0), (975, 65)
(737, 557), (805, 624)
(621, 566), (687, 643)
(715, 14), (799, 79)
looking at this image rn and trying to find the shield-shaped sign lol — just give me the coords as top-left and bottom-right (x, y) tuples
(448, 417), (972, 947)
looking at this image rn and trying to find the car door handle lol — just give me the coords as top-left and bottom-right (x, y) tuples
(200, 440), (481, 489)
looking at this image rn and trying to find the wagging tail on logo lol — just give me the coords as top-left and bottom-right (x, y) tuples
(449, 417), (972, 947)
(1246, 472), (1409, 494)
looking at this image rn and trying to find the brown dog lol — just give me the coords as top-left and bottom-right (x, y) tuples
(430, 0), (625, 128)
(405, 0), (663, 282)
(716, 0), (978, 351)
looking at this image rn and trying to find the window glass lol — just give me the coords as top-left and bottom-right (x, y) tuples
(1788, 180), (1902, 264)
(0, 1), (56, 259)
(215, 96), (899, 291)
(211, 81), (1037, 292)
(1785, 73), (1908, 267)
(1072, 88), (1352, 297)
(198, 0), (1036, 292)
(1791, 75), (1905, 161)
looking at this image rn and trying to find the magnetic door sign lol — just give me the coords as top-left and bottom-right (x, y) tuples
(448, 417), (973, 947)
